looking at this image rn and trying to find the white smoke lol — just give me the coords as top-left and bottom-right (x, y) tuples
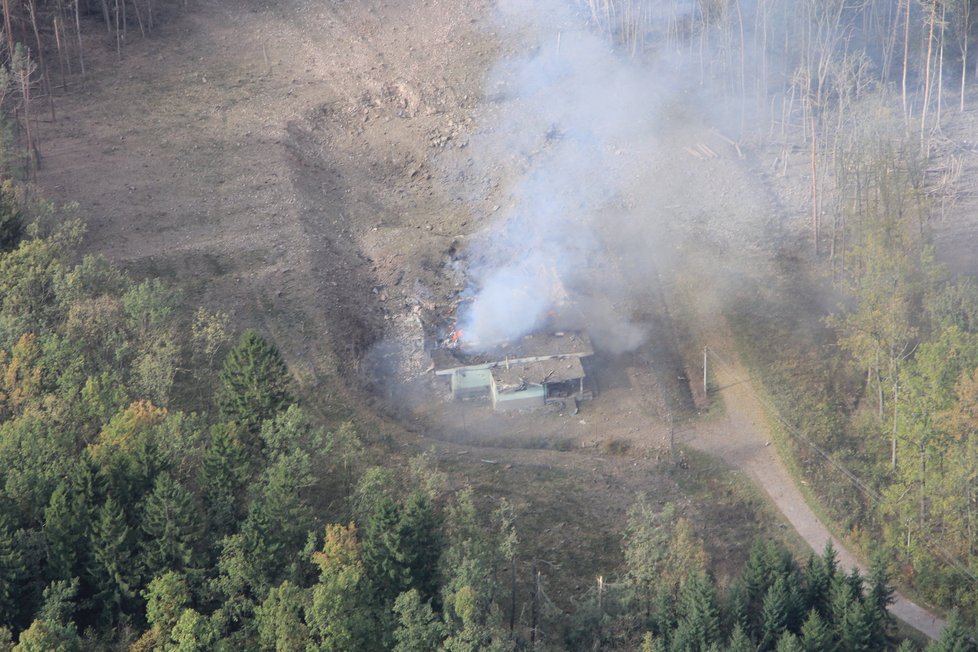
(456, 1), (672, 352)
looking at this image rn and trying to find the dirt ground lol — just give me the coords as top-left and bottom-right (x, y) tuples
(29, 0), (959, 633)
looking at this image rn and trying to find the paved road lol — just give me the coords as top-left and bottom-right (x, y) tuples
(688, 345), (946, 641)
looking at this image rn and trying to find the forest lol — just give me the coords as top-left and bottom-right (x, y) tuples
(0, 197), (972, 652)
(0, 0), (978, 650)
(0, 198), (961, 649)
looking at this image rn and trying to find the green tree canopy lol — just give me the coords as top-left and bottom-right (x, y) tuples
(218, 330), (292, 436)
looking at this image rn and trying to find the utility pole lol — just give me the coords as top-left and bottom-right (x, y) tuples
(530, 562), (540, 648)
(668, 412), (675, 463)
(703, 346), (708, 396)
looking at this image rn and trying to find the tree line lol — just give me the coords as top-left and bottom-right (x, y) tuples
(726, 83), (978, 631)
(596, 0), (978, 625)
(587, 0), (978, 126)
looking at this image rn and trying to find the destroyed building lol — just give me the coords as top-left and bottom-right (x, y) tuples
(431, 331), (593, 411)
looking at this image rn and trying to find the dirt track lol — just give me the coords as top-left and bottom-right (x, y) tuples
(640, 119), (948, 638)
(689, 335), (946, 639)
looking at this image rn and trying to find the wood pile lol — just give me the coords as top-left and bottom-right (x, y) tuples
(683, 143), (719, 160)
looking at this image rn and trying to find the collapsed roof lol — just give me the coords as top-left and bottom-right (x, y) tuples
(432, 331), (593, 375)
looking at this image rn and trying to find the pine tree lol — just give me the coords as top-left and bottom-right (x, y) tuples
(88, 496), (134, 621)
(742, 540), (770, 637)
(42, 484), (84, 582)
(57, 458), (99, 614)
(839, 600), (875, 652)
(925, 609), (978, 652)
(398, 491), (443, 607)
(844, 567), (864, 602)
(865, 551), (896, 648)
(218, 330), (293, 435)
(828, 572), (859, 631)
(651, 583), (677, 642)
(199, 422), (249, 539)
(623, 498), (674, 618)
(775, 632), (805, 652)
(668, 618), (697, 652)
(760, 576), (792, 651)
(0, 181), (22, 253)
(821, 541), (839, 584)
(247, 450), (314, 585)
(140, 473), (201, 579)
(802, 553), (831, 617)
(362, 496), (410, 609)
(0, 515), (26, 628)
(726, 623), (754, 652)
(799, 608), (833, 652)
(89, 401), (167, 507)
(675, 571), (721, 651)
(725, 580), (751, 639)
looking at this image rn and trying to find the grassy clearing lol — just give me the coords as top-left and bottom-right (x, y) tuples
(671, 447), (811, 583)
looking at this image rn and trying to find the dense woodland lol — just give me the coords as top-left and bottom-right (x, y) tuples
(1, 198), (967, 648)
(0, 188), (974, 651)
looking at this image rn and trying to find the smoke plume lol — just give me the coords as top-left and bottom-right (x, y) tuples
(456, 1), (680, 352)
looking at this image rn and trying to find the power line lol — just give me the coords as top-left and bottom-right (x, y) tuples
(705, 346), (978, 589)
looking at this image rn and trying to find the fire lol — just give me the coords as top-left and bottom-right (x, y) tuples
(450, 329), (463, 344)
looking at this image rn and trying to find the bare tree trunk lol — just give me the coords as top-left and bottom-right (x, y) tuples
(921, 0), (938, 145)
(810, 111), (819, 255)
(530, 562), (539, 647)
(115, 0), (121, 58)
(735, 0), (746, 136)
(963, 2), (971, 112)
(920, 443), (927, 530)
(27, 0), (54, 121)
(2, 0), (15, 57)
(936, 2), (946, 131)
(902, 0), (911, 125)
(892, 378), (899, 470)
(53, 16), (67, 88)
(882, 0), (900, 82)
(131, 0), (145, 38)
(75, 0), (86, 77)
(876, 348), (884, 417)
(100, 0), (111, 33)
(18, 55), (38, 174)
(509, 556), (517, 633)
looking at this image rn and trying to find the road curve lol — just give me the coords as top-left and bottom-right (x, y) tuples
(688, 345), (946, 640)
